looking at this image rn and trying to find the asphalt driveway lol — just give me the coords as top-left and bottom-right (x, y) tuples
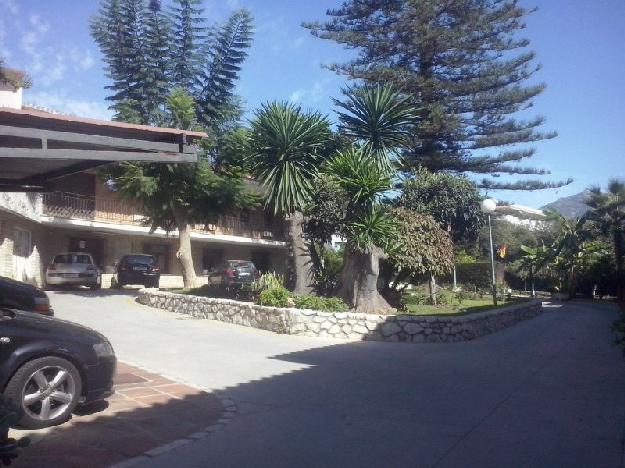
(49, 291), (625, 467)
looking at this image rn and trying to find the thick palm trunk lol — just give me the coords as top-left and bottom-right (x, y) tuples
(286, 211), (313, 295)
(338, 246), (394, 314)
(172, 206), (198, 289)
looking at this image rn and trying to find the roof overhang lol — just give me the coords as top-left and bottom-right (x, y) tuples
(0, 107), (206, 191)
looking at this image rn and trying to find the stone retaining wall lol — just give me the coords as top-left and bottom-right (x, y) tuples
(137, 290), (544, 343)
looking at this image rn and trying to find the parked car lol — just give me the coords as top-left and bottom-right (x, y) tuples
(45, 253), (102, 291)
(207, 260), (260, 287)
(0, 277), (53, 316)
(112, 254), (160, 288)
(0, 308), (116, 429)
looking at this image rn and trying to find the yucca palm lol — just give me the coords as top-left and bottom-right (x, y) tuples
(335, 85), (417, 171)
(587, 180), (625, 300)
(324, 147), (396, 313)
(248, 101), (332, 293)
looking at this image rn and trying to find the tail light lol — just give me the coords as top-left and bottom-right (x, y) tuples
(86, 265), (97, 271)
(224, 268), (235, 278)
(255, 270), (261, 279)
(152, 267), (160, 272)
(34, 297), (50, 313)
(48, 264), (57, 271)
(120, 265), (128, 271)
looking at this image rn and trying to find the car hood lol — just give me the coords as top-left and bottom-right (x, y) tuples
(0, 276), (46, 297)
(3, 309), (107, 345)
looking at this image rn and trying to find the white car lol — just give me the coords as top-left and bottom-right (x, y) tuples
(45, 252), (102, 290)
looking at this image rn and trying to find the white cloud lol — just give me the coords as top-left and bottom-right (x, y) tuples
(0, 0), (19, 60)
(289, 89), (306, 103)
(69, 48), (95, 71)
(0, 0), (17, 15)
(24, 90), (112, 121)
(226, 0), (240, 9)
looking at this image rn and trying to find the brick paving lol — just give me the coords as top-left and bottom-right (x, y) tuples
(11, 362), (224, 467)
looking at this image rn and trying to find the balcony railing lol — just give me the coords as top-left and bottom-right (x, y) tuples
(42, 192), (284, 241)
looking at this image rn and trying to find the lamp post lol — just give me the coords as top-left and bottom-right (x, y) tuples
(481, 198), (498, 305)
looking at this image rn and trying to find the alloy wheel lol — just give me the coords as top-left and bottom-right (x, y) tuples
(22, 366), (76, 422)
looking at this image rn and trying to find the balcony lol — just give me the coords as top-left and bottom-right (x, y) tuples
(42, 191), (284, 242)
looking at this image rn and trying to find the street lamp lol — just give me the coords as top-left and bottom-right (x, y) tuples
(481, 198), (498, 305)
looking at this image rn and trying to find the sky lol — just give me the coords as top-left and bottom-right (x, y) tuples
(1, 0), (624, 208)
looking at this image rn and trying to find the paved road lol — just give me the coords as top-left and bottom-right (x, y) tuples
(49, 291), (625, 467)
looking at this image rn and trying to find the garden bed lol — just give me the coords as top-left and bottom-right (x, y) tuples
(137, 289), (543, 343)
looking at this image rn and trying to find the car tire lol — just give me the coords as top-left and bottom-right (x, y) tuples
(90, 282), (101, 291)
(4, 356), (82, 429)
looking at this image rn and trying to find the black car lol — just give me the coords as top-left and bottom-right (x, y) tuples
(0, 308), (116, 429)
(207, 260), (260, 287)
(0, 277), (53, 316)
(112, 254), (160, 288)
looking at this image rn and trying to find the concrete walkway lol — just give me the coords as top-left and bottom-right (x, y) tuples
(49, 291), (625, 467)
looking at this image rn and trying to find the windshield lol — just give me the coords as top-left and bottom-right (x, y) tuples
(53, 254), (92, 264)
(124, 255), (155, 265)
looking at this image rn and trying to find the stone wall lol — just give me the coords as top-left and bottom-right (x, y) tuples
(137, 290), (543, 343)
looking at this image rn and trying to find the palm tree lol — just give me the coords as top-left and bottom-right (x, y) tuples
(518, 244), (550, 297)
(327, 85), (416, 312)
(324, 147), (396, 313)
(587, 180), (625, 300)
(247, 102), (332, 294)
(334, 84), (416, 171)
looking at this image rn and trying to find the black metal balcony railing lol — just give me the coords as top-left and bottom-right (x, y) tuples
(42, 192), (284, 241)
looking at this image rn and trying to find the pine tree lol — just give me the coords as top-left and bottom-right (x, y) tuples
(170, 0), (205, 91)
(305, 0), (570, 190)
(142, 0), (172, 125)
(196, 9), (254, 130)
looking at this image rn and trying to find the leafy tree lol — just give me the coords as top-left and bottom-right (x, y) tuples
(397, 168), (483, 246)
(247, 102), (332, 294)
(383, 208), (454, 304)
(305, 0), (570, 190)
(102, 91), (256, 287)
(587, 180), (625, 300)
(518, 244), (550, 297)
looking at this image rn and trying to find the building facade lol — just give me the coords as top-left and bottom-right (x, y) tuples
(0, 174), (287, 288)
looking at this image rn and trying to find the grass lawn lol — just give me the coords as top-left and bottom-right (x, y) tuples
(405, 298), (530, 316)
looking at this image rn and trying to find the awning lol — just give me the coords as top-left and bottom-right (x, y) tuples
(0, 107), (206, 191)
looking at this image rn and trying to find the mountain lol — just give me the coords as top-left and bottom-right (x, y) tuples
(542, 191), (591, 219)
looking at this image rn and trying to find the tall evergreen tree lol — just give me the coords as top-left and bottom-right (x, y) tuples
(170, 0), (205, 91)
(143, 0), (172, 125)
(305, 0), (570, 190)
(197, 9), (254, 130)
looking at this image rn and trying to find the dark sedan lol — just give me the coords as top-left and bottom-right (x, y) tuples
(0, 276), (53, 316)
(112, 254), (160, 289)
(0, 309), (116, 429)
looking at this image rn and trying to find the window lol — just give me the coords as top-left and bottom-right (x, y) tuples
(143, 244), (170, 273)
(202, 248), (224, 273)
(263, 211), (274, 227)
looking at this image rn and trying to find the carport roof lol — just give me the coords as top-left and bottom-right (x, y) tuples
(0, 107), (206, 191)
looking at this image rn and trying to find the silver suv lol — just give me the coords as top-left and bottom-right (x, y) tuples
(45, 252), (102, 290)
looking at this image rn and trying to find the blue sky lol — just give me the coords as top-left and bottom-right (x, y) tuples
(2, 0), (624, 208)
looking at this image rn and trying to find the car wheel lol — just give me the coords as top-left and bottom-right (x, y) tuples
(4, 356), (82, 429)
(90, 282), (101, 291)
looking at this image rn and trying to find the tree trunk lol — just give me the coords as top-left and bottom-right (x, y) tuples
(429, 275), (437, 306)
(286, 211), (313, 295)
(338, 246), (394, 314)
(172, 206), (198, 289)
(614, 231), (624, 301)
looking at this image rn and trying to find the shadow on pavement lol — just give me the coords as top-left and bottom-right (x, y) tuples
(45, 288), (141, 298)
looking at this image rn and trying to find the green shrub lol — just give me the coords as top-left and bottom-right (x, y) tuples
(403, 292), (429, 306)
(294, 294), (349, 312)
(251, 272), (284, 294)
(258, 287), (291, 307)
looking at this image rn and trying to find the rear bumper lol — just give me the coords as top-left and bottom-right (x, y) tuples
(118, 272), (160, 284)
(46, 274), (99, 286)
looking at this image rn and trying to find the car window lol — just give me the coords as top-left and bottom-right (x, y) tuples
(124, 255), (155, 265)
(53, 254), (92, 264)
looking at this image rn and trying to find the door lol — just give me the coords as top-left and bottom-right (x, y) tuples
(69, 237), (105, 267)
(13, 228), (31, 282)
